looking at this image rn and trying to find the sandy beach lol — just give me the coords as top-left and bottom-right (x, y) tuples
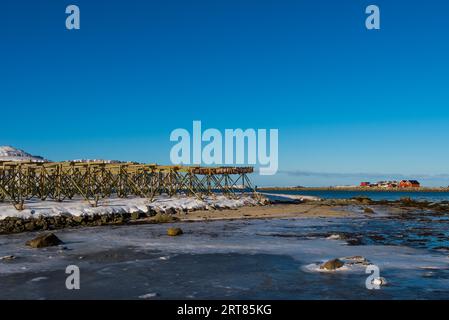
(172, 203), (353, 222)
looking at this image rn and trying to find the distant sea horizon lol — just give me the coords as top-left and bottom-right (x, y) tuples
(259, 188), (449, 202)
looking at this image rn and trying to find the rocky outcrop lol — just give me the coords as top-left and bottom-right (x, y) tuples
(0, 194), (267, 234)
(167, 227), (183, 236)
(364, 207), (375, 214)
(320, 258), (344, 270)
(26, 233), (63, 248)
(0, 255), (16, 261)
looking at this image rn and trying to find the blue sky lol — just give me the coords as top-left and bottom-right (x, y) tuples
(1, 0), (449, 186)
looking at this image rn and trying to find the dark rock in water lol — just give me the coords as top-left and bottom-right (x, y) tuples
(364, 207), (375, 214)
(320, 258), (344, 270)
(368, 234), (386, 241)
(400, 197), (422, 206)
(346, 238), (362, 246)
(26, 233), (64, 248)
(0, 255), (16, 261)
(167, 227), (183, 236)
(433, 246), (449, 251)
(352, 196), (372, 204)
(341, 256), (369, 265)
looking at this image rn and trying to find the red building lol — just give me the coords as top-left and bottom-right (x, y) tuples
(360, 182), (371, 187)
(399, 180), (420, 188)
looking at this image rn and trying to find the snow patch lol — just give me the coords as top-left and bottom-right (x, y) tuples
(0, 194), (260, 220)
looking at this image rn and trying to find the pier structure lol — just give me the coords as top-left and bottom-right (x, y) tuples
(0, 161), (256, 210)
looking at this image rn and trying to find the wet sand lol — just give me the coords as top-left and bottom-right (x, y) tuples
(173, 203), (353, 222)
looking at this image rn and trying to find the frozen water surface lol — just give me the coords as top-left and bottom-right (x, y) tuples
(1, 214), (449, 299)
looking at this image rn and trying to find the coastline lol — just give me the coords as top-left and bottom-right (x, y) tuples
(0, 197), (354, 235)
(2, 194), (449, 299)
(259, 186), (449, 192)
(0, 194), (266, 234)
(2, 201), (449, 299)
(2, 192), (446, 234)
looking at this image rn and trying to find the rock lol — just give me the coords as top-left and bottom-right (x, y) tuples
(167, 227), (183, 236)
(24, 222), (36, 231)
(0, 255), (16, 261)
(164, 208), (177, 215)
(114, 216), (125, 224)
(400, 197), (414, 205)
(364, 207), (375, 214)
(100, 215), (109, 223)
(346, 238), (362, 245)
(352, 196), (372, 204)
(320, 258), (344, 270)
(153, 213), (178, 223)
(343, 255), (365, 261)
(146, 208), (158, 217)
(73, 216), (84, 223)
(342, 256), (370, 265)
(175, 208), (184, 215)
(26, 233), (64, 248)
(130, 212), (141, 220)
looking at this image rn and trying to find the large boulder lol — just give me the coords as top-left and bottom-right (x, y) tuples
(364, 207), (375, 214)
(26, 233), (64, 248)
(320, 258), (344, 270)
(167, 227), (183, 236)
(352, 196), (372, 205)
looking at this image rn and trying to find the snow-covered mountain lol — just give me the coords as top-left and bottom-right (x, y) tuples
(70, 159), (124, 164)
(0, 146), (47, 162)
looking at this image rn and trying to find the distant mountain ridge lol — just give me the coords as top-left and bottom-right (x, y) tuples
(0, 146), (47, 162)
(0, 146), (124, 164)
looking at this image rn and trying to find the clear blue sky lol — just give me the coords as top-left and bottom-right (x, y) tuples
(1, 0), (449, 186)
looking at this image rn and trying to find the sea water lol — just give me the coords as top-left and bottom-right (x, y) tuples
(262, 189), (449, 202)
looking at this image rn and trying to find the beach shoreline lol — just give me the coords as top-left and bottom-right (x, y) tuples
(173, 203), (353, 222)
(259, 186), (449, 192)
(2, 189), (449, 234)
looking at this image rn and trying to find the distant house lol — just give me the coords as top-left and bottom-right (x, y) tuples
(376, 180), (399, 188)
(399, 180), (420, 188)
(360, 180), (403, 188)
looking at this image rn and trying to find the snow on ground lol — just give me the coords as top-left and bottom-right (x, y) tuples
(260, 192), (321, 202)
(0, 194), (259, 220)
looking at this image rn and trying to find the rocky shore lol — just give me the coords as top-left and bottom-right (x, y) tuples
(319, 196), (449, 213)
(0, 195), (267, 234)
(1, 194), (448, 235)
